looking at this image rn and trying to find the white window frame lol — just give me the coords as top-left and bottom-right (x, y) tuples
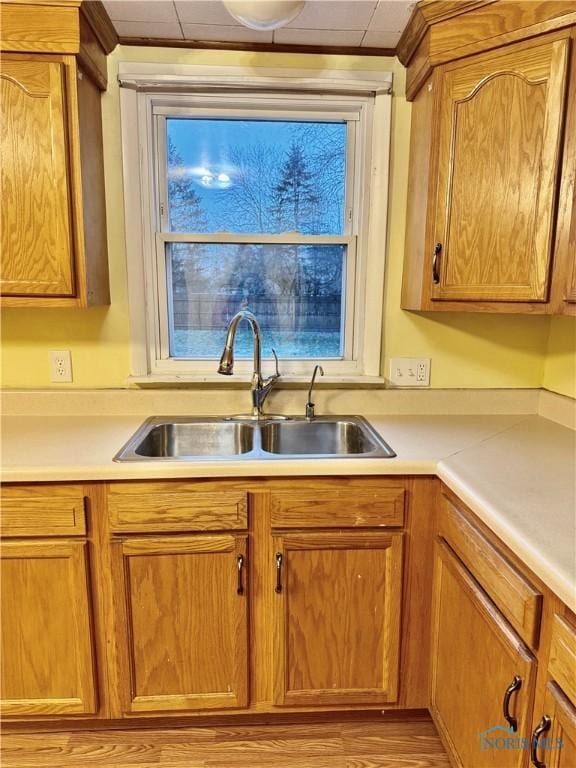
(119, 64), (392, 383)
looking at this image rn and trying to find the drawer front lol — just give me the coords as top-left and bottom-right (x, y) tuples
(549, 614), (576, 705)
(270, 486), (405, 528)
(439, 494), (542, 647)
(1, 487), (86, 537)
(108, 482), (248, 532)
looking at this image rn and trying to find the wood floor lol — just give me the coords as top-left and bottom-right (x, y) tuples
(1, 720), (451, 767)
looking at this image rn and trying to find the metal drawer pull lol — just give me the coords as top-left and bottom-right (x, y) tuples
(432, 242), (442, 284)
(530, 715), (551, 768)
(275, 552), (283, 593)
(503, 674), (522, 731)
(236, 554), (245, 595)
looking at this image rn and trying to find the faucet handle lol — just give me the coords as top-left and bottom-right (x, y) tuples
(271, 348), (280, 378)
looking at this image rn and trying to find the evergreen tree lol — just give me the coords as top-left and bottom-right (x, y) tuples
(272, 142), (320, 233)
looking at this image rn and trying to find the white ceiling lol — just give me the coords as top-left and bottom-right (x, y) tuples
(103, 0), (416, 48)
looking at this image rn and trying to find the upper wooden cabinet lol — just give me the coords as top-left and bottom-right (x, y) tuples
(1, 56), (76, 298)
(432, 37), (567, 303)
(399, 1), (576, 314)
(0, 0), (115, 307)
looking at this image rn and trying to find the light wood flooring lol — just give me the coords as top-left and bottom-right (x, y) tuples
(1, 719), (451, 767)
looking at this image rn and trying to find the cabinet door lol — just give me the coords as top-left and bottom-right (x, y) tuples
(0, 54), (75, 297)
(272, 532), (403, 706)
(431, 539), (536, 768)
(0, 540), (97, 716)
(115, 534), (248, 713)
(431, 36), (569, 302)
(533, 683), (576, 768)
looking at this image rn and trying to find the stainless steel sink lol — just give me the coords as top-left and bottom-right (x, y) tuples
(260, 419), (391, 456)
(114, 416), (395, 462)
(127, 421), (255, 459)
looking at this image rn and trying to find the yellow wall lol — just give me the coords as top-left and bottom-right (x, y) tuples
(542, 317), (576, 398)
(0, 47), (555, 390)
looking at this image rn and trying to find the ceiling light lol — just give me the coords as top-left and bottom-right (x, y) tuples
(223, 1), (305, 30)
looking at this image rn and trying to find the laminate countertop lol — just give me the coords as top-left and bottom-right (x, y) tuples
(1, 413), (575, 610)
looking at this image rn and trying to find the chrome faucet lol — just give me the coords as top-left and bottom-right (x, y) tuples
(305, 364), (324, 420)
(217, 310), (280, 419)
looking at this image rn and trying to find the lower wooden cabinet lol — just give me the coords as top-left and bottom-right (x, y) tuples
(0, 540), (97, 716)
(4, 476), (573, 737)
(112, 534), (249, 714)
(430, 538), (537, 768)
(531, 683), (576, 768)
(531, 614), (576, 768)
(272, 531), (403, 707)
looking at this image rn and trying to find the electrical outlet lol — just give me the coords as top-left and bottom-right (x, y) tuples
(49, 350), (73, 383)
(389, 357), (431, 387)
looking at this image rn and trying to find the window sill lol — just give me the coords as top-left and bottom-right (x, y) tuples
(127, 375), (386, 389)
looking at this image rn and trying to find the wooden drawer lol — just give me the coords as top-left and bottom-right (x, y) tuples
(108, 481), (248, 533)
(439, 493), (542, 648)
(549, 614), (576, 705)
(1, 486), (86, 537)
(270, 484), (405, 528)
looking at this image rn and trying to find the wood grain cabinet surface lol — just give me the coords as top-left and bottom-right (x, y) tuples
(532, 683), (576, 768)
(430, 36), (568, 304)
(0, 1), (110, 308)
(272, 531), (403, 707)
(0, 539), (97, 717)
(438, 493), (542, 649)
(1, 55), (76, 298)
(430, 538), (537, 768)
(4, 474), (575, 738)
(112, 534), (249, 714)
(529, 612), (576, 768)
(402, 23), (576, 314)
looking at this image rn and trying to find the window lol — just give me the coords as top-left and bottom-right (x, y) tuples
(120, 65), (392, 381)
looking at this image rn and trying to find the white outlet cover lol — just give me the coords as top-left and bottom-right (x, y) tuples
(389, 357), (431, 387)
(49, 350), (73, 383)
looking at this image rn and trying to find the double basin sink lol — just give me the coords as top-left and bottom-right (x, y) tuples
(115, 416), (396, 462)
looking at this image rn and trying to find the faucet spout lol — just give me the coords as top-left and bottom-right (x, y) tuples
(306, 364), (324, 420)
(217, 310), (279, 418)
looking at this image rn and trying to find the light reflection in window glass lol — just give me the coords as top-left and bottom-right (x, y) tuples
(167, 242), (345, 359)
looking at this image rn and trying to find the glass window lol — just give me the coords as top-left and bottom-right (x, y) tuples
(160, 115), (352, 362)
(166, 118), (347, 235)
(167, 242), (345, 359)
(120, 70), (392, 380)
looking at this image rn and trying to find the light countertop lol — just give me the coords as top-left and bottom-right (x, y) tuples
(1, 412), (575, 611)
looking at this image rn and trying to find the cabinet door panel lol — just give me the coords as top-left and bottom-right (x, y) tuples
(273, 532), (403, 707)
(539, 683), (576, 768)
(116, 535), (248, 713)
(431, 539), (536, 768)
(432, 37), (569, 302)
(0, 55), (75, 297)
(0, 540), (97, 716)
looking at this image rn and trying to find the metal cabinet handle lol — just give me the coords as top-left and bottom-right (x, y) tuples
(275, 552), (283, 593)
(237, 554), (245, 595)
(503, 675), (522, 731)
(432, 242), (442, 284)
(530, 715), (551, 768)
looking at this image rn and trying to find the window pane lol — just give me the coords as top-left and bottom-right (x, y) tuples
(166, 118), (347, 235)
(167, 242), (345, 359)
